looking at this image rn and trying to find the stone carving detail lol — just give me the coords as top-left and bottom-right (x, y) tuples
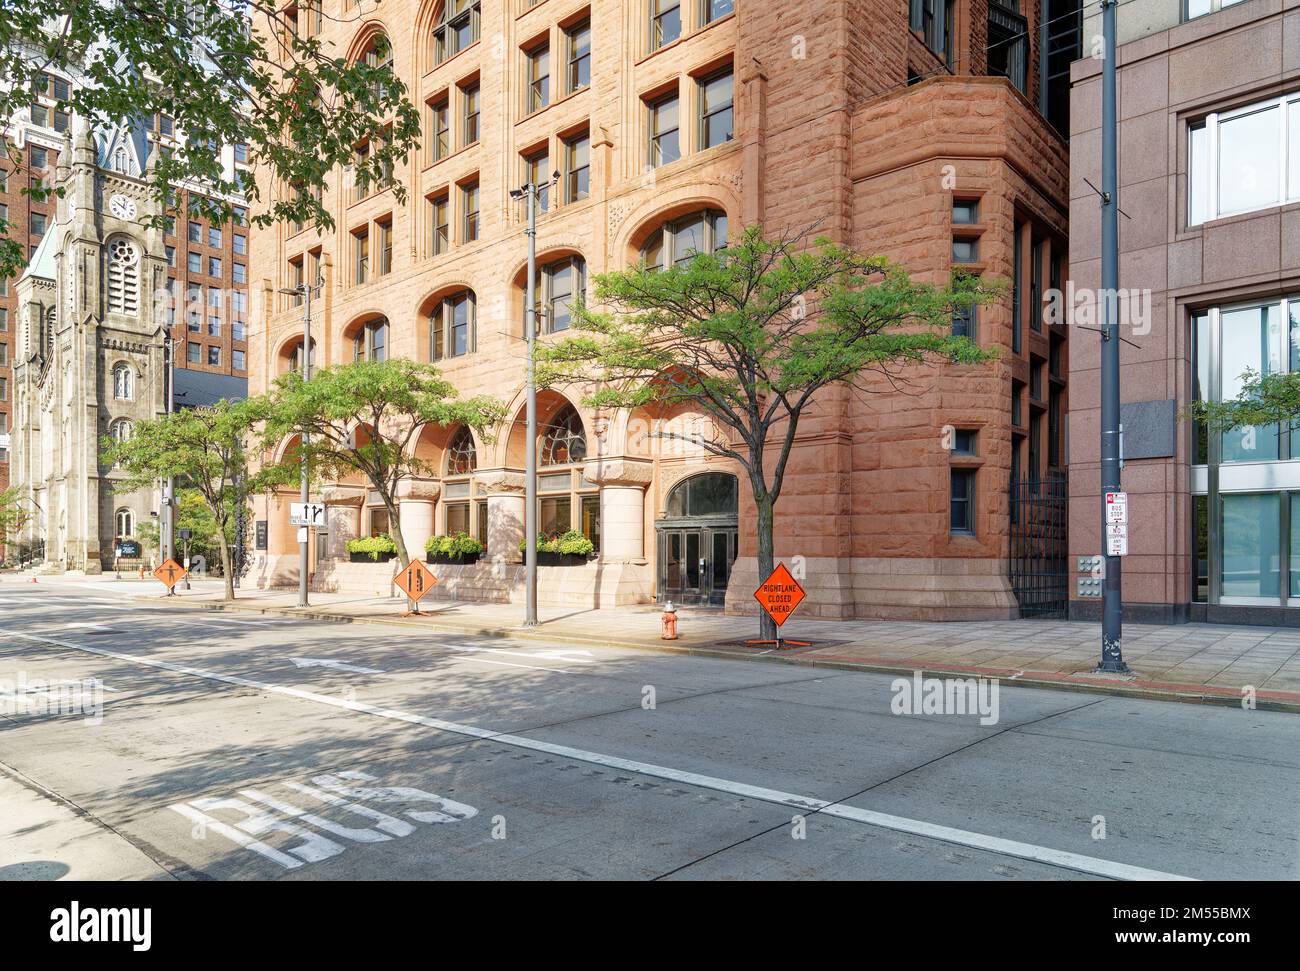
(582, 457), (653, 487)
(476, 471), (526, 495)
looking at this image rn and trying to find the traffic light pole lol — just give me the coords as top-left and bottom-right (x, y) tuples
(1098, 0), (1128, 672)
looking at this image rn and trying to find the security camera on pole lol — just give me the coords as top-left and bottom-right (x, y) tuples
(510, 170), (560, 628)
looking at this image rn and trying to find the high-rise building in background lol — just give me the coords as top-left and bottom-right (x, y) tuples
(245, 0), (1078, 619)
(1069, 0), (1300, 625)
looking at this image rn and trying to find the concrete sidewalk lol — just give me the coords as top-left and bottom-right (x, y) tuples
(17, 573), (1300, 712)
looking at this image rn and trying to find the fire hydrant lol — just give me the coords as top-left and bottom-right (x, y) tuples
(661, 601), (679, 640)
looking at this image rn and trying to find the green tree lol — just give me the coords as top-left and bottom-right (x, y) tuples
(102, 397), (277, 600)
(0, 1), (420, 278)
(262, 359), (505, 569)
(0, 486), (32, 553)
(537, 226), (1000, 640)
(1186, 367), (1300, 438)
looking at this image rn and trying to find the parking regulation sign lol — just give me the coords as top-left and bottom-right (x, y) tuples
(1105, 491), (1128, 524)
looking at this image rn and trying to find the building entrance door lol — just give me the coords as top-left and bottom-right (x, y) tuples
(658, 527), (737, 606)
(655, 472), (739, 607)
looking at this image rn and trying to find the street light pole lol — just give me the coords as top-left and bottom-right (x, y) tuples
(511, 173), (558, 628)
(162, 335), (175, 569)
(1098, 0), (1128, 672)
(280, 279), (320, 608)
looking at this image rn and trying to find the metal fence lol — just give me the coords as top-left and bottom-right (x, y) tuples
(1009, 474), (1069, 619)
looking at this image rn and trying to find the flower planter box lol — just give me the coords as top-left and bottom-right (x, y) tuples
(349, 552), (397, 563)
(427, 552), (481, 566)
(537, 551), (587, 567)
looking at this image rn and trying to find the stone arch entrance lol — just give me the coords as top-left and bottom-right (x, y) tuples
(655, 471), (739, 607)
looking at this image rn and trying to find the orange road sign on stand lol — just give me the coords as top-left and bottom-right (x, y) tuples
(753, 562), (807, 649)
(153, 558), (188, 595)
(393, 560), (438, 615)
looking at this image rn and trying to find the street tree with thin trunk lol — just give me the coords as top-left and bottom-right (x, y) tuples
(537, 226), (1000, 641)
(102, 397), (276, 600)
(0, 0), (420, 279)
(261, 359), (505, 569)
(0, 487), (32, 550)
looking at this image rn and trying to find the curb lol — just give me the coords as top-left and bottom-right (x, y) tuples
(147, 596), (1300, 715)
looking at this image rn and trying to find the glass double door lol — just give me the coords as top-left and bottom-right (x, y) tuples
(657, 527), (736, 606)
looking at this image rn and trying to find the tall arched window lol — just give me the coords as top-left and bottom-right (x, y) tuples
(112, 363), (133, 400)
(533, 256), (585, 335)
(106, 237), (140, 314)
(434, 0), (480, 64)
(446, 426), (476, 475)
(360, 32), (394, 99)
(429, 290), (476, 360)
(541, 405), (586, 466)
(641, 209), (728, 271)
(352, 317), (389, 362)
(109, 418), (133, 442)
(115, 508), (135, 538)
(287, 337), (316, 375)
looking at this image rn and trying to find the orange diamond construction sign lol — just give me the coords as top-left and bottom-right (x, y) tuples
(394, 559), (438, 604)
(754, 562), (806, 628)
(153, 558), (187, 591)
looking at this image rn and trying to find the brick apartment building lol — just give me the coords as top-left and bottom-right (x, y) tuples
(1, 77), (250, 566)
(1069, 0), (1300, 625)
(249, 0), (1078, 618)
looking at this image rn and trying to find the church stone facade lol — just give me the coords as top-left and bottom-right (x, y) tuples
(9, 120), (168, 572)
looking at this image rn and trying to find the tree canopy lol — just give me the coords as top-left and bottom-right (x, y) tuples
(260, 359), (506, 569)
(0, 0), (420, 278)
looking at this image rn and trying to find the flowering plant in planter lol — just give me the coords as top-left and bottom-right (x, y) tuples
(519, 530), (593, 565)
(346, 535), (399, 562)
(425, 532), (485, 564)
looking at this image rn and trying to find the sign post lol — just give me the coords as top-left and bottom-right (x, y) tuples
(753, 563), (807, 650)
(393, 560), (438, 616)
(152, 558), (188, 596)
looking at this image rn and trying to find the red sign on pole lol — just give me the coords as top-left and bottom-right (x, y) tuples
(754, 563), (806, 628)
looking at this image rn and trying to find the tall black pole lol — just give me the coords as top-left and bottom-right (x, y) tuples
(1098, 0), (1127, 672)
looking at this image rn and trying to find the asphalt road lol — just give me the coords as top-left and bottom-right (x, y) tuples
(0, 582), (1296, 881)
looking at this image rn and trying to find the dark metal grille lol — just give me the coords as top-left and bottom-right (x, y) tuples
(1009, 474), (1068, 618)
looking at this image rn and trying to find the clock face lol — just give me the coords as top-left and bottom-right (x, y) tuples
(108, 193), (137, 221)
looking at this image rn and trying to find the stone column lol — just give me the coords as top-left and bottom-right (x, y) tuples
(320, 486), (365, 559)
(582, 458), (653, 561)
(477, 470), (526, 563)
(396, 479), (441, 561)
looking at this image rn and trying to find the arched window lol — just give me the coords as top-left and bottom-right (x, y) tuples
(533, 256), (585, 335)
(665, 472), (739, 519)
(541, 405), (586, 466)
(641, 209), (728, 271)
(109, 418), (133, 443)
(287, 338), (316, 375)
(360, 32), (394, 99)
(115, 508), (135, 538)
(429, 290), (476, 360)
(114, 147), (128, 173)
(112, 363), (133, 400)
(434, 0), (480, 64)
(106, 237), (140, 315)
(352, 317), (389, 362)
(446, 426), (476, 475)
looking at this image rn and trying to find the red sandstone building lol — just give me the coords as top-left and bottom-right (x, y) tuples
(1069, 0), (1300, 625)
(249, 0), (1078, 619)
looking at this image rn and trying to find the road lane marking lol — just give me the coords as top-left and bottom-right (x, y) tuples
(0, 627), (1195, 882)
